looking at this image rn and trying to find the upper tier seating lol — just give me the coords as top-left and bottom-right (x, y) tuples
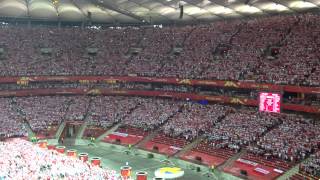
(0, 13), (318, 85)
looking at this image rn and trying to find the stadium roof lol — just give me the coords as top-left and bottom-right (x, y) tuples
(0, 0), (319, 24)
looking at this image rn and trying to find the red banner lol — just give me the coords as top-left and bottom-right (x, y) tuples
(0, 88), (318, 114)
(0, 76), (319, 94)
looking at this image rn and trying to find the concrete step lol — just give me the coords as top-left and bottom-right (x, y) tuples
(55, 121), (66, 139)
(76, 121), (88, 139)
(23, 121), (35, 138)
(174, 136), (205, 157)
(96, 123), (122, 141)
(134, 128), (161, 148)
(277, 157), (312, 180)
(218, 149), (247, 171)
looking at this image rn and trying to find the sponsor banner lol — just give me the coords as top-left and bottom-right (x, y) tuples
(170, 146), (182, 150)
(236, 158), (258, 167)
(112, 132), (128, 137)
(185, 156), (194, 160)
(254, 167), (270, 175)
(273, 169), (284, 174)
(283, 103), (320, 114)
(0, 75), (319, 94)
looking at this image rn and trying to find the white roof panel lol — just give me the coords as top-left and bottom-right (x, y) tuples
(0, 0), (318, 23)
(0, 0), (27, 17)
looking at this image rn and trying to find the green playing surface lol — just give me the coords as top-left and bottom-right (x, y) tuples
(64, 142), (241, 180)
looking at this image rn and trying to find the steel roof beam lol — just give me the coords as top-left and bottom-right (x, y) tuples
(70, 0), (90, 21)
(84, 0), (117, 23)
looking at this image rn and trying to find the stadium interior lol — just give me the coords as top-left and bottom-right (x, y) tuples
(0, 0), (320, 180)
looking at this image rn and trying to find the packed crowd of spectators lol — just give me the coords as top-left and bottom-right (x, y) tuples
(207, 109), (281, 151)
(122, 98), (181, 131)
(0, 13), (319, 85)
(0, 98), (26, 137)
(163, 103), (232, 140)
(0, 82), (97, 90)
(64, 96), (90, 121)
(14, 96), (95, 130)
(300, 151), (320, 177)
(87, 96), (138, 128)
(15, 96), (69, 132)
(0, 139), (117, 179)
(248, 114), (320, 162)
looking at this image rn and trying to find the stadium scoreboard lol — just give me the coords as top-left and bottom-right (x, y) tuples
(259, 92), (281, 113)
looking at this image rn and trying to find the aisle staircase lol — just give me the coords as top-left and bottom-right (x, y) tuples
(54, 99), (73, 139)
(134, 128), (160, 148)
(277, 164), (299, 180)
(181, 26), (196, 47)
(136, 104), (184, 147)
(173, 135), (205, 157)
(9, 98), (35, 137)
(75, 98), (94, 139)
(93, 101), (141, 142)
(54, 121), (66, 139)
(277, 157), (311, 180)
(228, 25), (242, 44)
(96, 123), (122, 142)
(22, 120), (35, 138)
(123, 28), (147, 66)
(217, 149), (247, 171)
(63, 138), (76, 146)
(76, 121), (88, 139)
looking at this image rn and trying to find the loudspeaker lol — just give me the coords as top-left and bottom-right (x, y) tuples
(179, 5), (184, 19)
(240, 169), (248, 176)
